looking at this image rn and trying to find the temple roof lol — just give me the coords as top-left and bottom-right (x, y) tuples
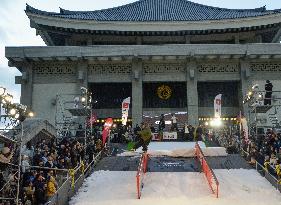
(26, 0), (281, 22)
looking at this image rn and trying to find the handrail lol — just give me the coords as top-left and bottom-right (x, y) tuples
(195, 143), (219, 185)
(240, 148), (277, 171)
(195, 142), (219, 198)
(136, 153), (149, 199)
(26, 165), (69, 172)
(255, 161), (279, 181)
(48, 150), (103, 202)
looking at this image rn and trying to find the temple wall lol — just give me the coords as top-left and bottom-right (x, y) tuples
(26, 58), (281, 127)
(7, 44), (281, 128)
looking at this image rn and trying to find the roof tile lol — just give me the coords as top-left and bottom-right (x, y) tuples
(26, 0), (281, 21)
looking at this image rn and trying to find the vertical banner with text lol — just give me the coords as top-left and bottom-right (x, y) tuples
(122, 97), (131, 125)
(214, 94), (222, 118)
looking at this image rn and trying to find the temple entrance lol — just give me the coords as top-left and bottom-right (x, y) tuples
(142, 82), (187, 131)
(89, 83), (132, 119)
(197, 81), (239, 119)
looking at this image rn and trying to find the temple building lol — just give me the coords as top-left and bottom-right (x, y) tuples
(5, 0), (281, 128)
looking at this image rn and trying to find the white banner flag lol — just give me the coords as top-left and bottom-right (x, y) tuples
(240, 117), (249, 142)
(122, 97), (130, 125)
(214, 94), (222, 118)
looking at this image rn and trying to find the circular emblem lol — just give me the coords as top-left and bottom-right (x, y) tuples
(157, 85), (172, 100)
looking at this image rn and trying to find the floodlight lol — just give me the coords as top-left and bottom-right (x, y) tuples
(9, 108), (17, 115)
(0, 87), (6, 96)
(28, 112), (34, 117)
(81, 97), (86, 102)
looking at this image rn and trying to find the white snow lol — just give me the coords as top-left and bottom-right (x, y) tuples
(143, 141), (206, 150)
(70, 169), (281, 205)
(118, 141), (227, 157)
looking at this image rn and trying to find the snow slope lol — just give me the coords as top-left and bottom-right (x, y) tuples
(119, 141), (227, 157)
(69, 169), (281, 205)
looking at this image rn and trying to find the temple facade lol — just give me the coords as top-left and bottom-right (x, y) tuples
(5, 0), (281, 127)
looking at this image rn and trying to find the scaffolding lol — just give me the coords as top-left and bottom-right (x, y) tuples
(244, 90), (281, 137)
(55, 91), (92, 146)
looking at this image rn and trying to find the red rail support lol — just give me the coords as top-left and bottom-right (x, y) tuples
(195, 142), (219, 198)
(136, 153), (149, 199)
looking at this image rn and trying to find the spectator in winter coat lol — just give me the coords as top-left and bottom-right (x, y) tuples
(23, 181), (35, 203)
(86, 141), (95, 163)
(270, 154), (277, 166)
(70, 145), (79, 168)
(22, 155), (30, 173)
(45, 156), (56, 169)
(170, 114), (178, 132)
(22, 142), (34, 160)
(46, 176), (57, 199)
(34, 173), (46, 205)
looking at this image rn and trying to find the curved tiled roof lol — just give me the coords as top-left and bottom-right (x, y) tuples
(26, 0), (281, 21)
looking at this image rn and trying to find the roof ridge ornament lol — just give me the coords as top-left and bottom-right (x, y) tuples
(253, 6), (266, 12)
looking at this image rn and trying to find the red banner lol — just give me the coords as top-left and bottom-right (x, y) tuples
(102, 118), (113, 145)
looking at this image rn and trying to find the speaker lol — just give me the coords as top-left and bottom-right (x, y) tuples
(78, 71), (84, 81)
(189, 69), (194, 79)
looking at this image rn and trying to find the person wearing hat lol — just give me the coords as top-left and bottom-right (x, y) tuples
(0, 146), (13, 164)
(264, 80), (273, 105)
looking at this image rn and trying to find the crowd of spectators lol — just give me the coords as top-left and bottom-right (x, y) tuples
(212, 126), (281, 181)
(210, 128), (240, 154)
(0, 133), (101, 205)
(242, 129), (281, 180)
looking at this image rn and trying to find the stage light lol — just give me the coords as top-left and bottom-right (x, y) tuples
(81, 97), (86, 102)
(210, 118), (222, 127)
(15, 113), (20, 119)
(248, 91), (253, 96)
(28, 112), (34, 117)
(4, 94), (13, 103)
(204, 122), (209, 126)
(9, 108), (17, 115)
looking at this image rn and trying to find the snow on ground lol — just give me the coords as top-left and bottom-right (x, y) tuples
(69, 169), (281, 205)
(118, 141), (227, 157)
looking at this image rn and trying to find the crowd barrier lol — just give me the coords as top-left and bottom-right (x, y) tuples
(195, 142), (219, 198)
(136, 153), (149, 199)
(240, 148), (281, 192)
(46, 151), (102, 205)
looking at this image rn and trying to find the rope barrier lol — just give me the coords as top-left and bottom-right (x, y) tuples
(69, 169), (75, 190)
(80, 161), (85, 174)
